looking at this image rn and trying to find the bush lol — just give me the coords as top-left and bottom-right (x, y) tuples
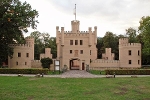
(40, 57), (53, 69)
(0, 68), (49, 74)
(105, 69), (150, 75)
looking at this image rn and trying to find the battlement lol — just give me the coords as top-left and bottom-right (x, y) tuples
(119, 38), (128, 44)
(92, 59), (120, 63)
(31, 60), (41, 62)
(119, 43), (141, 47)
(25, 36), (34, 40)
(9, 44), (32, 48)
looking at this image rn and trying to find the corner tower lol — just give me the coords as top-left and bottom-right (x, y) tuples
(25, 37), (34, 60)
(119, 38), (141, 68)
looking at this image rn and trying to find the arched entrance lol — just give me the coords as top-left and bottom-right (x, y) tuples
(70, 58), (80, 70)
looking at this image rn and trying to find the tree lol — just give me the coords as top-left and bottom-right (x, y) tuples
(138, 16), (150, 65)
(103, 32), (119, 60)
(40, 57), (53, 69)
(96, 37), (104, 59)
(0, 0), (38, 65)
(30, 31), (57, 59)
(139, 16), (150, 55)
(126, 27), (137, 43)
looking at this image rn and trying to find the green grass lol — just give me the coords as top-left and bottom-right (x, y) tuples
(0, 76), (150, 100)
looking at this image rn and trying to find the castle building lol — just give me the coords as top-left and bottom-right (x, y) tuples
(8, 20), (141, 70)
(8, 37), (53, 69)
(56, 20), (141, 70)
(8, 37), (34, 68)
(56, 20), (97, 70)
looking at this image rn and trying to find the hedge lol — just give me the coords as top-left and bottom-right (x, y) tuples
(0, 68), (49, 74)
(105, 69), (150, 75)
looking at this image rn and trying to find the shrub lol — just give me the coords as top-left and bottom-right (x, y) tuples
(105, 69), (150, 75)
(40, 57), (53, 69)
(0, 68), (49, 74)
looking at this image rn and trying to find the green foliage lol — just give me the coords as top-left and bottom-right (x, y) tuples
(96, 37), (104, 58)
(40, 57), (53, 69)
(126, 27), (137, 43)
(106, 69), (150, 75)
(89, 70), (106, 75)
(103, 32), (119, 60)
(138, 16), (150, 65)
(30, 31), (57, 59)
(0, 0), (38, 65)
(0, 68), (49, 74)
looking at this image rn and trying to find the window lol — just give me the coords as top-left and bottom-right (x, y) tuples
(80, 50), (83, 54)
(70, 50), (72, 54)
(138, 60), (140, 65)
(138, 50), (140, 56)
(75, 40), (78, 45)
(74, 50), (78, 57)
(25, 62), (27, 65)
(16, 62), (18, 65)
(129, 60), (131, 64)
(90, 50), (91, 55)
(80, 40), (83, 45)
(26, 53), (29, 57)
(70, 40), (73, 45)
(128, 50), (131, 55)
(18, 53), (21, 57)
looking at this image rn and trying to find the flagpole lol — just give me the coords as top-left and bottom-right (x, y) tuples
(75, 4), (76, 20)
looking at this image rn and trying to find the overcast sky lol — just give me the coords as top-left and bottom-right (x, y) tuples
(21, 0), (150, 37)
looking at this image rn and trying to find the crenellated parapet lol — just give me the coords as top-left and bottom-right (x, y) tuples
(92, 59), (120, 63)
(9, 44), (32, 48)
(31, 60), (41, 62)
(119, 38), (129, 44)
(119, 43), (141, 47)
(25, 36), (34, 40)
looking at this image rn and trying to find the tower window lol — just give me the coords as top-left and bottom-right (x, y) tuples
(128, 50), (131, 55)
(70, 40), (73, 45)
(25, 62), (27, 65)
(70, 50), (72, 54)
(26, 53), (29, 57)
(80, 50), (83, 54)
(18, 53), (21, 57)
(138, 60), (140, 65)
(75, 40), (78, 45)
(90, 50), (91, 55)
(138, 50), (140, 56)
(129, 60), (132, 64)
(16, 62), (18, 65)
(80, 40), (83, 45)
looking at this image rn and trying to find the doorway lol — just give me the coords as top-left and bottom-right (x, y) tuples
(82, 62), (85, 70)
(70, 59), (80, 70)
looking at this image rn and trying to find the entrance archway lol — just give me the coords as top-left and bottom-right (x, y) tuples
(70, 58), (80, 70)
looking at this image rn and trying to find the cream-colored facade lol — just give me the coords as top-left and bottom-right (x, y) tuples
(8, 20), (141, 70)
(56, 20), (141, 70)
(8, 37), (53, 69)
(56, 20), (97, 70)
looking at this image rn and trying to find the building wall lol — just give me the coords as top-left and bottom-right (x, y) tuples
(40, 48), (52, 59)
(90, 59), (119, 68)
(31, 60), (54, 70)
(119, 38), (141, 68)
(102, 48), (114, 60)
(8, 37), (34, 68)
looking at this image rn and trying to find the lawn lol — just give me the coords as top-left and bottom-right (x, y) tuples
(0, 76), (150, 100)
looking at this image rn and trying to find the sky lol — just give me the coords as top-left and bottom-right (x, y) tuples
(21, 0), (150, 37)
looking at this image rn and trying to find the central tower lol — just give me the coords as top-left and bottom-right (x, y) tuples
(71, 20), (80, 33)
